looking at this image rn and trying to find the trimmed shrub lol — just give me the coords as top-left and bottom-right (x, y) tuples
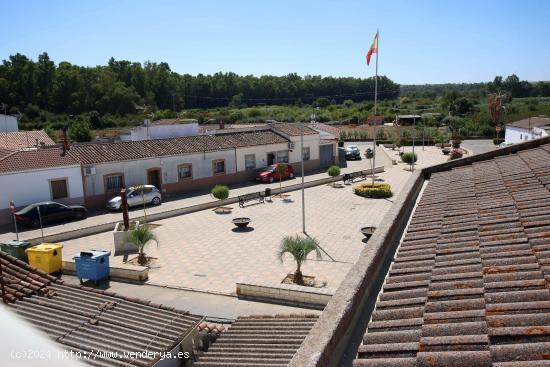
(327, 165), (341, 177)
(401, 152), (418, 164)
(353, 183), (393, 199)
(211, 185), (230, 200)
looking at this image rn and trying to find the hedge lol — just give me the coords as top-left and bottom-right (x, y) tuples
(353, 183), (393, 199)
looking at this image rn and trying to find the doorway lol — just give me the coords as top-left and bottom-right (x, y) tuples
(147, 168), (162, 190)
(267, 153), (275, 165)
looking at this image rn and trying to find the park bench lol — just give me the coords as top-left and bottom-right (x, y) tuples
(238, 192), (265, 208)
(343, 171), (367, 185)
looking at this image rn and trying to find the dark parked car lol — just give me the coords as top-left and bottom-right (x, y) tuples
(15, 202), (87, 227)
(345, 145), (361, 160)
(255, 163), (295, 183)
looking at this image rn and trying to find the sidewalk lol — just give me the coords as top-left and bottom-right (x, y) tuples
(0, 152), (379, 243)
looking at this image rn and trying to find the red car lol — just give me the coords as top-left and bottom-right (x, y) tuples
(256, 164), (295, 183)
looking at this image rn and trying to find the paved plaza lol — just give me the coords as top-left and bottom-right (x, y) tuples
(60, 146), (448, 295)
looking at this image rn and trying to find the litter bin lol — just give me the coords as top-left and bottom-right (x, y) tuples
(26, 243), (63, 274)
(0, 240), (32, 262)
(265, 188), (272, 201)
(73, 250), (111, 284)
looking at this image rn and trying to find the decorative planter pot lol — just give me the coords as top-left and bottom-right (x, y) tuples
(361, 226), (376, 241)
(232, 217), (251, 228)
(113, 221), (140, 256)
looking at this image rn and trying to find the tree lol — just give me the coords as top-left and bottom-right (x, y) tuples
(69, 120), (92, 142)
(313, 97), (330, 108)
(125, 224), (158, 265)
(278, 235), (321, 285)
(276, 164), (286, 194)
(450, 97), (473, 115)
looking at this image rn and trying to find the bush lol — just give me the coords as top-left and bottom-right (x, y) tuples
(450, 149), (463, 160)
(353, 183), (393, 199)
(69, 120), (93, 142)
(401, 152), (417, 164)
(327, 165), (341, 177)
(211, 185), (229, 200)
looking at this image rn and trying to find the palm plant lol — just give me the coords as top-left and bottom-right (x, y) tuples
(278, 235), (321, 285)
(125, 224), (158, 265)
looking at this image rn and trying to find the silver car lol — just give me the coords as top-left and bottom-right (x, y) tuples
(107, 185), (162, 210)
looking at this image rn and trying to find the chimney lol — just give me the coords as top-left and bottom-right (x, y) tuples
(61, 126), (70, 155)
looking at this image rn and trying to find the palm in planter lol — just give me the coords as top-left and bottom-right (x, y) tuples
(278, 235), (321, 285)
(125, 224), (158, 265)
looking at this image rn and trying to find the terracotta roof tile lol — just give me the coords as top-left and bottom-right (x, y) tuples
(69, 129), (289, 165)
(354, 145), (550, 366)
(0, 130), (55, 150)
(0, 147), (77, 173)
(1, 251), (202, 367)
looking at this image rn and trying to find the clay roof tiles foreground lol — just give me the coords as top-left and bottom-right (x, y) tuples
(194, 314), (318, 367)
(353, 143), (550, 367)
(0, 251), (203, 367)
(69, 129), (289, 165)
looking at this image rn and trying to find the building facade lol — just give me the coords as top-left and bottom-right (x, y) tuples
(505, 116), (550, 144)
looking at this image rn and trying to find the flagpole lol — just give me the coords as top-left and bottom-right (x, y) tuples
(371, 29), (379, 184)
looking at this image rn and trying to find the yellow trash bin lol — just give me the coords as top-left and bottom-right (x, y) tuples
(25, 243), (63, 274)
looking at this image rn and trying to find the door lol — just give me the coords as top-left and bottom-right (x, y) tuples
(147, 169), (162, 190)
(320, 144), (335, 168)
(267, 153), (275, 165)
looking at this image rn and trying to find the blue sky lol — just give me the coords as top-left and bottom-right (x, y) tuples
(1, 0), (549, 84)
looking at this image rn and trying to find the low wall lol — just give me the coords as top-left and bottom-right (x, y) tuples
(376, 145), (397, 168)
(288, 171), (424, 367)
(62, 259), (149, 282)
(236, 280), (333, 310)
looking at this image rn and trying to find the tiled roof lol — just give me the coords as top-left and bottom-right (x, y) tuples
(0, 147), (15, 159)
(270, 123), (319, 136)
(353, 143), (550, 366)
(69, 130), (289, 165)
(0, 130), (55, 150)
(309, 122), (340, 137)
(508, 116), (550, 129)
(0, 147), (78, 173)
(1, 251), (203, 367)
(195, 314), (318, 367)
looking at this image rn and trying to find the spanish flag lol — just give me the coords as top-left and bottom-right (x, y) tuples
(366, 31), (378, 66)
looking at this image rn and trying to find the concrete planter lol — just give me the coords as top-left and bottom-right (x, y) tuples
(113, 221), (140, 256)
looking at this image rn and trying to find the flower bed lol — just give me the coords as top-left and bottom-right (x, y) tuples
(353, 183), (393, 199)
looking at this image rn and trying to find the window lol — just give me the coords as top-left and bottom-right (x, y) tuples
(302, 147), (310, 161)
(276, 150), (289, 163)
(50, 179), (68, 199)
(245, 154), (256, 170)
(104, 174), (124, 192)
(213, 159), (226, 175)
(520, 134), (523, 139)
(178, 164), (192, 180)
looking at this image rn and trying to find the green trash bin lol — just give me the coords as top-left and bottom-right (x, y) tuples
(0, 240), (32, 262)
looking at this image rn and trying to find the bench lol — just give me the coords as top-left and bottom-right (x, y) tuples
(238, 192), (265, 208)
(343, 171), (367, 185)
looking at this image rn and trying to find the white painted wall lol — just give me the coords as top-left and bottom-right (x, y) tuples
(0, 114), (18, 132)
(236, 143), (289, 171)
(83, 150), (237, 196)
(504, 126), (546, 144)
(130, 123), (199, 141)
(288, 134), (320, 163)
(0, 166), (84, 210)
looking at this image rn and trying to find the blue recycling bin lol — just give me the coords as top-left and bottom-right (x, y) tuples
(73, 250), (111, 284)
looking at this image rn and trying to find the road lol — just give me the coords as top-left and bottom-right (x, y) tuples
(461, 139), (496, 155)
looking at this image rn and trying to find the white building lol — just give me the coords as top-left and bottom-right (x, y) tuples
(0, 114), (19, 132)
(0, 147), (84, 224)
(119, 118), (199, 141)
(505, 116), (550, 144)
